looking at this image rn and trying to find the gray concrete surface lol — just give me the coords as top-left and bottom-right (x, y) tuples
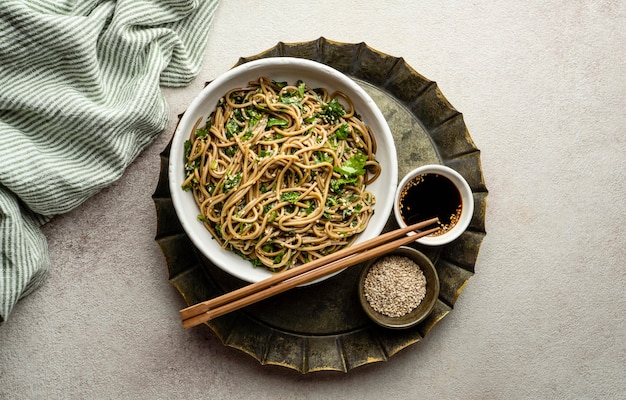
(1, 1), (624, 398)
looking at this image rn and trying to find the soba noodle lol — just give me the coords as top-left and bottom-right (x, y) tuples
(182, 77), (381, 272)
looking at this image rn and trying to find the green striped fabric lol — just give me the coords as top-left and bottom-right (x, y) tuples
(0, 0), (220, 322)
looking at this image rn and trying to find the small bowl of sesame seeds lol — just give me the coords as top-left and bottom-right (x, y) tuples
(358, 246), (439, 329)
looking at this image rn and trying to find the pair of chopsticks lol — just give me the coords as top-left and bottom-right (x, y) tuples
(179, 217), (440, 329)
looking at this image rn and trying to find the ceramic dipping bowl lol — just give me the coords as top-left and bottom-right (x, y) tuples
(358, 246), (439, 329)
(394, 164), (474, 246)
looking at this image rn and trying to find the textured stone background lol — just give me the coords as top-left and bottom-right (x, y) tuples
(1, 1), (624, 398)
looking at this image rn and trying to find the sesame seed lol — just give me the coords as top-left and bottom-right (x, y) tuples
(363, 255), (427, 317)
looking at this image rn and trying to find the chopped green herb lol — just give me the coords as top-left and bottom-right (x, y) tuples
(304, 200), (315, 215)
(273, 251), (285, 264)
(297, 82), (306, 98)
(258, 149), (273, 158)
(226, 118), (240, 138)
(214, 224), (223, 238)
(331, 123), (350, 140)
(334, 153), (367, 177)
(197, 214), (210, 223)
(330, 176), (359, 193)
(233, 108), (245, 122)
(183, 139), (192, 159)
(272, 80), (287, 88)
(325, 196), (338, 207)
(246, 108), (261, 126)
(280, 191), (300, 203)
(279, 91), (299, 106)
(195, 128), (208, 138)
(229, 93), (245, 104)
(223, 146), (237, 157)
(184, 142), (201, 172)
(223, 172), (241, 193)
(242, 129), (254, 141)
(315, 151), (331, 164)
(268, 118), (288, 127)
(342, 203), (363, 220)
(321, 98), (346, 123)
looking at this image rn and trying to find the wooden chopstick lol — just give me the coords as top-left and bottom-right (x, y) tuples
(179, 217), (438, 322)
(181, 225), (439, 329)
(180, 217), (439, 329)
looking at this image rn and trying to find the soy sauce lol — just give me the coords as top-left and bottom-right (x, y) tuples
(399, 173), (462, 233)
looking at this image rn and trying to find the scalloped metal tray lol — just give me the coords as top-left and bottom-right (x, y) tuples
(152, 38), (488, 373)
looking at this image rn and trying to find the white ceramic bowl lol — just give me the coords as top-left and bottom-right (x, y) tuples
(393, 164), (474, 246)
(169, 57), (398, 283)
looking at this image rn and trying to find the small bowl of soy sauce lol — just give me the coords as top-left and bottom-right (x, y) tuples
(394, 165), (474, 246)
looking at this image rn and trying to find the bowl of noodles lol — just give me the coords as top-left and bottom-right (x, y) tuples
(169, 57), (398, 284)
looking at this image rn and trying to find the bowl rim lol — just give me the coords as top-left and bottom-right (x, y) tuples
(358, 246), (440, 329)
(393, 164), (474, 246)
(168, 57), (398, 283)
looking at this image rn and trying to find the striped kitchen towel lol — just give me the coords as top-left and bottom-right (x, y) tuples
(0, 0), (220, 322)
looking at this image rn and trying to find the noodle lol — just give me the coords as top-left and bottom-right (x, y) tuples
(182, 77), (381, 272)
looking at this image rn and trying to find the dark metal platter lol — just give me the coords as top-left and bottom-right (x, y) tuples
(152, 38), (488, 373)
